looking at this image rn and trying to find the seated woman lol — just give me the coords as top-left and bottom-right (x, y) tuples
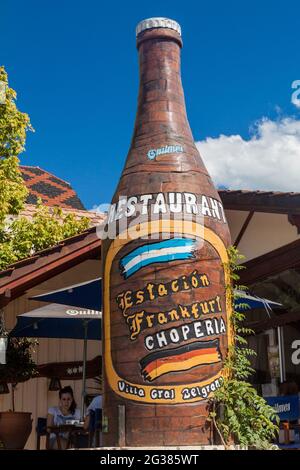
(47, 385), (80, 449)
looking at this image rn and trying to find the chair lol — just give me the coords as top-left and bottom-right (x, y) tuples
(278, 422), (300, 449)
(94, 408), (102, 447)
(265, 394), (300, 449)
(88, 410), (95, 447)
(68, 427), (89, 449)
(88, 408), (102, 447)
(36, 417), (49, 450)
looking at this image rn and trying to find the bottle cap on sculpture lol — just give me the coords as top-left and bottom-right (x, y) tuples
(136, 17), (181, 37)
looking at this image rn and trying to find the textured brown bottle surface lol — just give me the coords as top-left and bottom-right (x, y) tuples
(102, 23), (232, 446)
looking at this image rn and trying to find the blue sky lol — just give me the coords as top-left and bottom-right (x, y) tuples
(2, 0), (300, 208)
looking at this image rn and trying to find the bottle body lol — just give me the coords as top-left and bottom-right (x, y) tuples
(102, 22), (232, 447)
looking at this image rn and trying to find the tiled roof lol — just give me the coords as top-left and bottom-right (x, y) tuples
(219, 189), (300, 197)
(20, 165), (85, 210)
(19, 204), (105, 227)
(0, 226), (102, 304)
(218, 189), (300, 214)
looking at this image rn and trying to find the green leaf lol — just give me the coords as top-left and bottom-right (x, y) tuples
(208, 245), (279, 449)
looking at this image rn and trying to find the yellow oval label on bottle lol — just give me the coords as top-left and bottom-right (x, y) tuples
(104, 220), (232, 404)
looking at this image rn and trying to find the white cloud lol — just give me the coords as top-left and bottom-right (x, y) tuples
(90, 203), (109, 214)
(196, 117), (300, 192)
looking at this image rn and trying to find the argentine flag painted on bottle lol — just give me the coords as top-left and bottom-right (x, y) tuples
(119, 237), (196, 278)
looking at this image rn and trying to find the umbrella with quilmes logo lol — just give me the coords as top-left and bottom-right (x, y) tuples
(9, 303), (101, 418)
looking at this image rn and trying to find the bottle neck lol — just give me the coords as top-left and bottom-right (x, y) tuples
(132, 29), (193, 145)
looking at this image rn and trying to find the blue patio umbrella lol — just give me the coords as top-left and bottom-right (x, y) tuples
(10, 303), (101, 340)
(234, 290), (283, 315)
(30, 278), (102, 311)
(10, 303), (102, 417)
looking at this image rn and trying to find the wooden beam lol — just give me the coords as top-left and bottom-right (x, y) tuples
(288, 214), (300, 234)
(240, 239), (300, 285)
(234, 211), (254, 247)
(0, 235), (101, 302)
(247, 310), (300, 333)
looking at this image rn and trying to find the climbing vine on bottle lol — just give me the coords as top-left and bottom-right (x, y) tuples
(208, 246), (279, 449)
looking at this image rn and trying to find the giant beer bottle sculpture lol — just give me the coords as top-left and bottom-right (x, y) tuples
(102, 18), (232, 446)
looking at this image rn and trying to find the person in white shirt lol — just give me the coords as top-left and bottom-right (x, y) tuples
(47, 386), (80, 449)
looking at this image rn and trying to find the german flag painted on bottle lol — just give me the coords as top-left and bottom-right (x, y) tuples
(102, 17), (233, 447)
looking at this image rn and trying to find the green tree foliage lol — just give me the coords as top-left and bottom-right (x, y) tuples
(0, 338), (38, 411)
(0, 66), (31, 224)
(0, 66), (90, 270)
(209, 246), (279, 449)
(0, 202), (90, 270)
(0, 67), (33, 160)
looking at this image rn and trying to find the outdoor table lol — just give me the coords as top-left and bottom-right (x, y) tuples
(47, 424), (87, 449)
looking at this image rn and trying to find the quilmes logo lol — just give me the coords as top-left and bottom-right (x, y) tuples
(147, 145), (184, 160)
(66, 309), (101, 316)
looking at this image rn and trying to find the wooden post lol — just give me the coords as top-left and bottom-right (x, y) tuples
(118, 405), (126, 448)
